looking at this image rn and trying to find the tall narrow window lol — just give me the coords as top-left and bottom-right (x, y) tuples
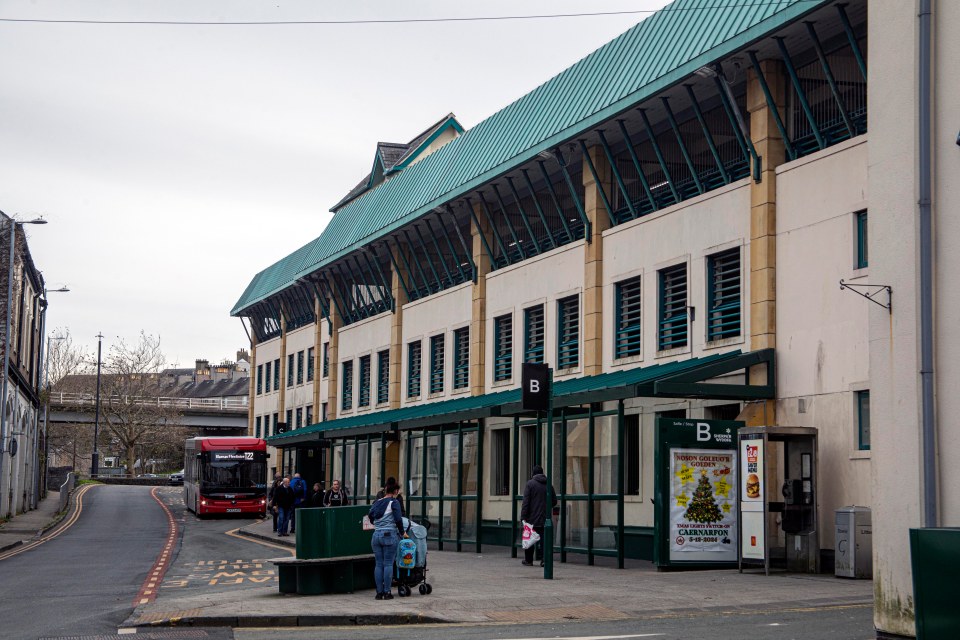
(855, 210), (868, 269)
(307, 347), (315, 382)
(429, 334), (445, 394)
(322, 342), (329, 378)
(287, 353), (295, 387)
(297, 350), (304, 385)
(272, 413), (278, 436)
(706, 249), (741, 342)
(625, 414), (640, 495)
(557, 295), (580, 370)
(341, 360), (353, 410)
(321, 403), (328, 422)
(407, 341), (422, 398)
(377, 350), (390, 404)
(305, 405), (313, 425)
(658, 264), (688, 350)
(453, 327), (469, 390)
(295, 407), (303, 429)
(857, 390), (870, 451)
(256, 364), (263, 394)
(490, 429), (510, 496)
(494, 314), (513, 382)
(285, 409), (292, 430)
(264, 361), (272, 393)
(255, 415), (262, 439)
(358, 355), (371, 407)
(614, 276), (642, 358)
(273, 358), (280, 390)
(523, 305), (545, 364)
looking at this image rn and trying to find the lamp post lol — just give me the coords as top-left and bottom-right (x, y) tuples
(36, 288), (69, 506)
(0, 214), (47, 513)
(91, 332), (103, 478)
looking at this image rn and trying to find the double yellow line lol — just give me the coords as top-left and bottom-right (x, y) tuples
(0, 483), (96, 562)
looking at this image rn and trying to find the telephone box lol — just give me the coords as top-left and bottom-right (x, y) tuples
(737, 426), (819, 574)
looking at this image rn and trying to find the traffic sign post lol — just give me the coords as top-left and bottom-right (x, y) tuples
(522, 363), (553, 579)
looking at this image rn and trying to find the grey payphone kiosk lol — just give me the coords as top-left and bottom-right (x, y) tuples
(738, 426), (819, 574)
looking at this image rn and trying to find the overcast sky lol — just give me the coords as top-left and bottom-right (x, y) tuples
(0, 0), (669, 368)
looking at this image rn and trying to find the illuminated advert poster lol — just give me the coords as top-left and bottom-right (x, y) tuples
(669, 448), (737, 561)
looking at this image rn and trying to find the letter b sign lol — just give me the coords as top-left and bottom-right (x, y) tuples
(522, 363), (550, 412)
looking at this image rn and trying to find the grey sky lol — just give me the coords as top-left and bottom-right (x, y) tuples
(0, 0), (669, 367)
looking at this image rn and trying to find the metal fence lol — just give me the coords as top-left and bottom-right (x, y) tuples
(58, 472), (75, 514)
(49, 392), (248, 411)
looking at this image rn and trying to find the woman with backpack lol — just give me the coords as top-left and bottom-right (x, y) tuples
(368, 479), (404, 600)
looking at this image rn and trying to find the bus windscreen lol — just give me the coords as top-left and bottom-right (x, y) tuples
(202, 451), (267, 492)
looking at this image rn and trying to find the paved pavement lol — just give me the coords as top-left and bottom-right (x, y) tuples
(125, 515), (874, 629)
(0, 490), (64, 552)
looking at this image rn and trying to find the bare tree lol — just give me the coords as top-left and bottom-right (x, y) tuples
(44, 329), (93, 472)
(97, 332), (189, 474)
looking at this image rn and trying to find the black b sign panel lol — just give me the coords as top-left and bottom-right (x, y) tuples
(521, 363), (550, 412)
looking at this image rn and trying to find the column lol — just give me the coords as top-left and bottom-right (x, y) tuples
(389, 245), (409, 409)
(582, 144), (612, 376)
(326, 298), (342, 419)
(470, 204), (492, 396)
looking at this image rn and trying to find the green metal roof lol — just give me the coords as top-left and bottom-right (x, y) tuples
(233, 0), (828, 316)
(267, 350), (749, 445)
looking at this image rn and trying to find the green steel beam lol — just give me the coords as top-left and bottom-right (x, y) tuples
(509, 176), (556, 250)
(481, 190), (525, 261)
(684, 84), (729, 184)
(388, 235), (422, 299)
(529, 165), (573, 243)
(616, 119), (658, 213)
(423, 218), (457, 287)
(661, 97), (704, 195)
(331, 264), (361, 322)
(652, 382), (774, 399)
(435, 211), (468, 284)
(446, 208), (477, 281)
(746, 51), (797, 161)
(597, 129), (638, 220)
(383, 242), (413, 302)
(304, 277), (333, 332)
(403, 228), (439, 293)
(360, 248), (392, 312)
(320, 277), (349, 325)
(350, 255), (377, 310)
(471, 195), (511, 265)
(553, 147), (591, 239)
(493, 182), (541, 256)
(710, 67), (761, 180)
(836, 4), (866, 81)
(638, 109), (680, 203)
(367, 245), (395, 310)
(774, 37), (826, 150)
(805, 21), (855, 138)
(412, 224), (446, 290)
(578, 139), (617, 227)
(462, 199), (498, 269)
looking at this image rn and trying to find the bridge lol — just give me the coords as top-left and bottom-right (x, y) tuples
(47, 392), (248, 433)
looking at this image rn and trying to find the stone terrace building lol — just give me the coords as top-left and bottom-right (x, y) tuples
(233, 2), (960, 636)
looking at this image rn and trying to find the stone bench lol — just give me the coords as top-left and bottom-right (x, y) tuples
(270, 554), (376, 595)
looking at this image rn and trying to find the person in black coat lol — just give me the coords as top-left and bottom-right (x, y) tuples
(273, 477), (295, 537)
(322, 479), (350, 507)
(520, 465), (556, 566)
(267, 473), (282, 532)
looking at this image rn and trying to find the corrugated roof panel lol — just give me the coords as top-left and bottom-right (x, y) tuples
(234, 0), (830, 314)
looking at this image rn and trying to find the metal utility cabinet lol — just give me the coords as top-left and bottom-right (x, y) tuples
(835, 506), (872, 579)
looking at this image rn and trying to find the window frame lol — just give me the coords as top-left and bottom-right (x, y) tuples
(614, 277), (642, 359)
(307, 347), (315, 382)
(322, 342), (329, 378)
(523, 305), (545, 364)
(358, 354), (372, 408)
(557, 295), (580, 370)
(429, 334), (445, 395)
(453, 327), (470, 390)
(493, 314), (513, 382)
(706, 249), (741, 342)
(658, 263), (688, 351)
(407, 340), (422, 399)
(377, 349), (390, 404)
(341, 360), (354, 411)
(855, 210), (868, 269)
(857, 389), (870, 451)
(256, 364), (263, 394)
(297, 350), (304, 385)
(287, 353), (295, 387)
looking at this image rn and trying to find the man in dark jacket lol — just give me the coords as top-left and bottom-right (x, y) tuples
(273, 476), (295, 537)
(322, 479), (350, 507)
(520, 465), (556, 566)
(289, 472), (307, 533)
(267, 473), (282, 532)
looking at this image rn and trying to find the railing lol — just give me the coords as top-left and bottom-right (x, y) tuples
(58, 472), (75, 513)
(49, 391), (249, 411)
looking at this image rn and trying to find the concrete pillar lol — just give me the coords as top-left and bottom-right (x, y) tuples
(470, 205), (492, 396)
(326, 299), (341, 419)
(278, 314), (287, 421)
(742, 59), (787, 427)
(389, 246), (409, 409)
(582, 145), (612, 376)
(312, 296), (324, 419)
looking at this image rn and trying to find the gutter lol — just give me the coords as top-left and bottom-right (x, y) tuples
(918, 0), (937, 527)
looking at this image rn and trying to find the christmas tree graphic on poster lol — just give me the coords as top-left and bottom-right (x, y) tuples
(669, 448), (737, 560)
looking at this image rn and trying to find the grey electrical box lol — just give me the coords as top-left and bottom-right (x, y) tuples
(835, 506), (872, 578)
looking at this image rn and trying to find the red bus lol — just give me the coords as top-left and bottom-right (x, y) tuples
(184, 437), (268, 517)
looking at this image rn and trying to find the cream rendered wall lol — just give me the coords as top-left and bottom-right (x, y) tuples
(284, 325), (316, 426)
(253, 336), (281, 473)
(401, 282), (472, 406)
(481, 416), (515, 522)
(336, 311), (392, 416)
(776, 138), (871, 549)
(484, 242), (586, 389)
(602, 181), (750, 370)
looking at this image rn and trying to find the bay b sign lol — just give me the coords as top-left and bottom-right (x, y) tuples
(521, 363), (550, 412)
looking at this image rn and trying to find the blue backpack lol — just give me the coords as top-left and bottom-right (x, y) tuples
(396, 536), (417, 570)
(291, 477), (306, 504)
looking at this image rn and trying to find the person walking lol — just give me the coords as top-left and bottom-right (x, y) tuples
(289, 472), (307, 533)
(322, 479), (350, 507)
(368, 479), (404, 600)
(273, 476), (295, 537)
(520, 465), (555, 567)
(267, 473), (283, 532)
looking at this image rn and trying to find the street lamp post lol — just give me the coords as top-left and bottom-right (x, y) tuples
(91, 332), (103, 478)
(35, 288), (69, 506)
(0, 214), (47, 513)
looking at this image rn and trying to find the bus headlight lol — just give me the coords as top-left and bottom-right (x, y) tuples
(260, 498), (266, 505)
(200, 499), (207, 506)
